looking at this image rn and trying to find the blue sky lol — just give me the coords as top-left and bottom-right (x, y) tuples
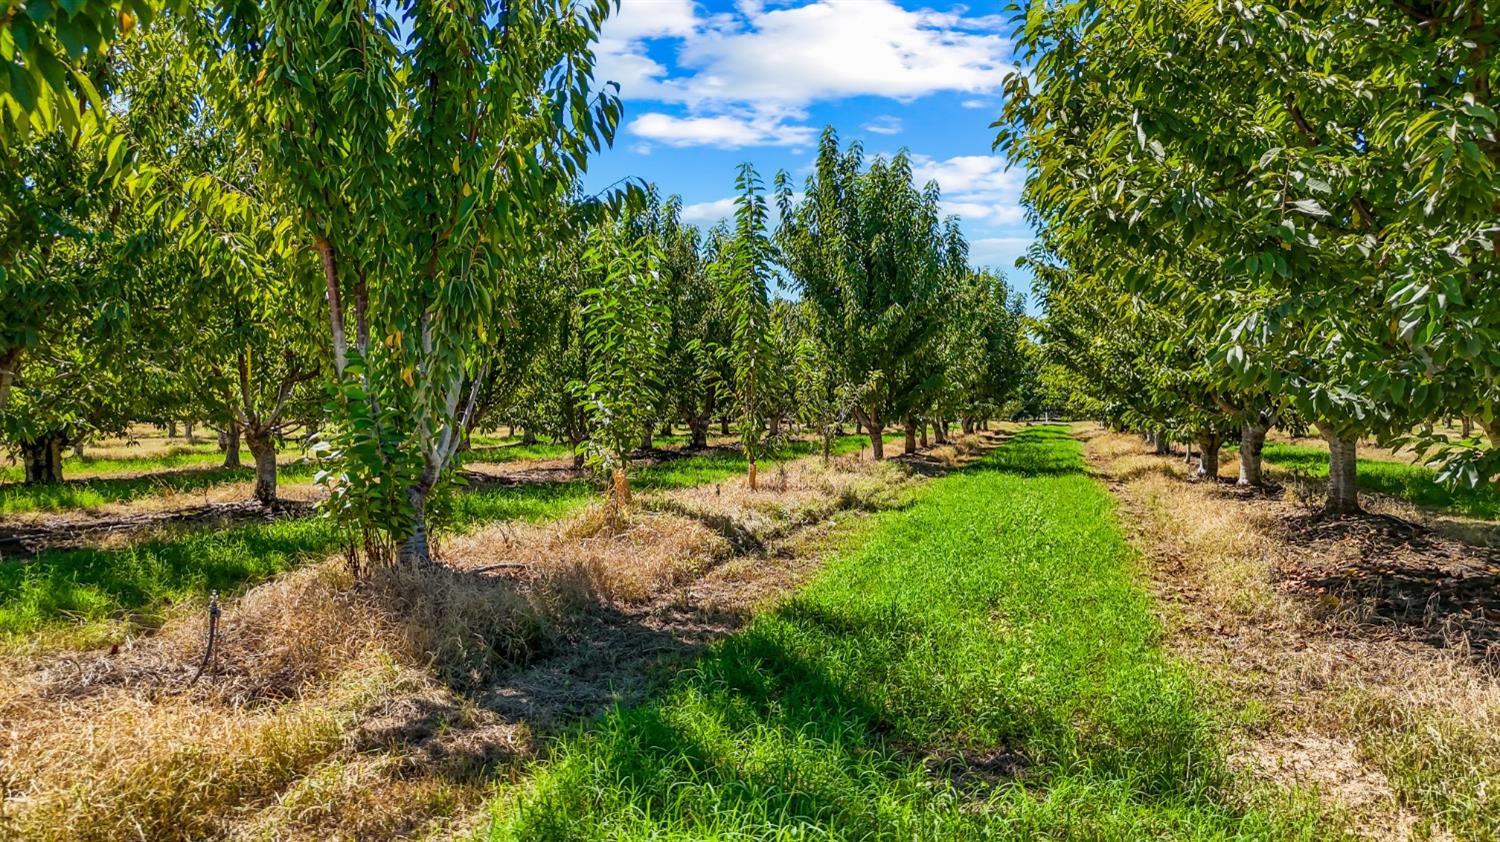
(580, 0), (1034, 299)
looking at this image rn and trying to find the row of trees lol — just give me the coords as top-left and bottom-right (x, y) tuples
(998, 0), (1500, 512)
(3, 5), (1031, 567)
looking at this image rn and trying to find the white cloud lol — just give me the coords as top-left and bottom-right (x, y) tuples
(629, 112), (817, 149)
(598, 0), (1013, 148)
(970, 236), (1034, 270)
(910, 153), (1026, 225)
(680, 197), (738, 226)
(961, 98), (990, 109)
(677, 190), (806, 229)
(862, 115), (903, 135)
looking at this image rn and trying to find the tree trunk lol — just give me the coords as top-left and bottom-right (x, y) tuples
(962, 417), (974, 435)
(769, 415), (781, 437)
(721, 417), (730, 435)
(522, 428), (538, 445)
(21, 432), (66, 484)
(747, 459), (758, 491)
(168, 421), (178, 439)
(610, 466), (631, 509)
(903, 416), (918, 454)
(864, 409), (886, 461)
(688, 418), (709, 448)
(660, 421), (673, 437)
(245, 428), (278, 503)
(1462, 416), (1474, 438)
(1477, 416), (1497, 446)
(0, 347), (19, 412)
(1238, 420), (1266, 487)
(399, 486), (432, 566)
(1318, 424), (1362, 514)
(934, 419), (948, 444)
(640, 430), (654, 451)
(919, 420), (929, 448)
(223, 425), (242, 469)
(1195, 431), (1221, 482)
(72, 441), (84, 459)
(184, 421), (197, 445)
(822, 430), (832, 463)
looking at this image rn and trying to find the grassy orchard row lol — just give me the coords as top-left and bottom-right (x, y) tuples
(5, 4), (1031, 568)
(999, 2), (1500, 512)
(484, 427), (1315, 839)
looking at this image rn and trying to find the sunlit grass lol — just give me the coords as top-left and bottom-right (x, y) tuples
(0, 439), (885, 646)
(1260, 442), (1500, 521)
(481, 427), (1318, 840)
(0, 463), (322, 516)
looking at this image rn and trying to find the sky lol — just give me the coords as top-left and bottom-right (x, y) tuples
(579, 0), (1035, 300)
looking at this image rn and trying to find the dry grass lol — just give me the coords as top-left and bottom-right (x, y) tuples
(1081, 424), (1500, 840)
(0, 556), (543, 841)
(0, 437), (978, 842)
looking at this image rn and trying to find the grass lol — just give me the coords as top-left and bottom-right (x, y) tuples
(1090, 425), (1500, 838)
(0, 462), (321, 516)
(1259, 442), (1500, 521)
(0, 437), (892, 646)
(0, 433), (899, 516)
(481, 427), (1316, 840)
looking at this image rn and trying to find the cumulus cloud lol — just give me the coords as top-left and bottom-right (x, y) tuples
(629, 111), (818, 149)
(862, 115), (903, 135)
(680, 197), (738, 225)
(598, 0), (1013, 148)
(910, 153), (1026, 225)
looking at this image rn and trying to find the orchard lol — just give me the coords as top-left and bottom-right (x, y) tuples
(2, 2), (1499, 840)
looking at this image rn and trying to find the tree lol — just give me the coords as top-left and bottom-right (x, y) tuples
(115, 30), (326, 503)
(718, 163), (778, 489)
(787, 301), (845, 463)
(573, 216), (667, 510)
(652, 194), (726, 449)
(0, 48), (148, 482)
(776, 128), (951, 460)
(995, 0), (1467, 511)
(194, 0), (623, 564)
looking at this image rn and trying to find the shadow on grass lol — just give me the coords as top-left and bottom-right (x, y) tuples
(0, 516), (340, 639)
(484, 425), (1307, 840)
(0, 463), (320, 516)
(2, 479), (602, 642)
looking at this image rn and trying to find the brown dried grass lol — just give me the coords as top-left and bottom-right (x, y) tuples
(1083, 424), (1500, 840)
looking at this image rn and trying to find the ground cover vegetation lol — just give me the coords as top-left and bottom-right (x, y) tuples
(8, 1), (1500, 839)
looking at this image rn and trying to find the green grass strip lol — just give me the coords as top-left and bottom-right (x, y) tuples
(483, 426), (1318, 840)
